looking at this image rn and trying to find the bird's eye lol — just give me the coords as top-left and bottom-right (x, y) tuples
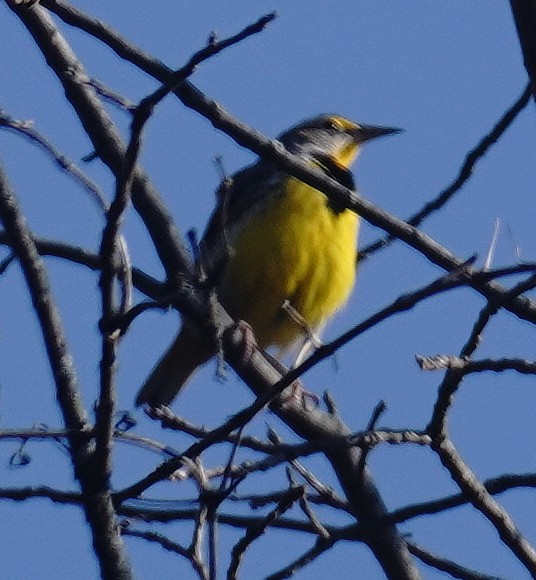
(327, 118), (341, 131)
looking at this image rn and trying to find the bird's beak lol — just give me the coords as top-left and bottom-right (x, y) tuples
(353, 124), (403, 143)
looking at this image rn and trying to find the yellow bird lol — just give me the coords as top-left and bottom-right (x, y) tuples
(136, 114), (400, 407)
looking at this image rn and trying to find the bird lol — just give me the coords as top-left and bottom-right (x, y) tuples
(135, 114), (400, 407)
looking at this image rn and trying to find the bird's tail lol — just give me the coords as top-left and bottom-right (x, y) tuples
(135, 325), (213, 407)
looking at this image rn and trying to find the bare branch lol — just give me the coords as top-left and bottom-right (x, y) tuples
(0, 165), (87, 431)
(122, 527), (208, 579)
(349, 429), (432, 448)
(0, 232), (163, 298)
(407, 541), (507, 580)
(429, 272), (536, 437)
(389, 473), (536, 525)
(0, 107), (107, 209)
(146, 406), (303, 455)
(0, 485), (81, 504)
(227, 485), (305, 580)
(265, 537), (337, 580)
(417, 355), (536, 375)
(433, 437), (536, 574)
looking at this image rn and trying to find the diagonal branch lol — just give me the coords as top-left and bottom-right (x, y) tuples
(227, 485), (305, 579)
(122, 527), (208, 579)
(433, 437), (536, 574)
(0, 107), (107, 209)
(407, 541), (507, 580)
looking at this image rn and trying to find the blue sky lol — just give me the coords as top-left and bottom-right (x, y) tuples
(1, 1), (536, 578)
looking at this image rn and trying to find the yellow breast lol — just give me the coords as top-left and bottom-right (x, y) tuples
(219, 176), (359, 351)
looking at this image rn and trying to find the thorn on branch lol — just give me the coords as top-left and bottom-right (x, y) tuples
(0, 107), (107, 210)
(366, 400), (387, 431)
(0, 252), (16, 274)
(9, 447), (32, 468)
(227, 483), (304, 579)
(88, 77), (137, 111)
(323, 392), (338, 416)
(207, 31), (218, 46)
(355, 401), (388, 481)
(81, 151), (98, 162)
(114, 411), (137, 432)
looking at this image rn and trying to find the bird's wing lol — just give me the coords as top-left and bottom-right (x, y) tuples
(199, 159), (284, 277)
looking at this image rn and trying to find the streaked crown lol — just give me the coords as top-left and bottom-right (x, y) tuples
(278, 114), (401, 168)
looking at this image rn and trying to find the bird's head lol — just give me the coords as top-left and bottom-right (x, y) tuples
(279, 114), (401, 170)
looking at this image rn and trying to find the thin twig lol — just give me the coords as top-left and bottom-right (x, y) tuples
(417, 355), (536, 375)
(220, 427), (244, 492)
(461, 272), (536, 359)
(87, 78), (136, 111)
(429, 271), (536, 438)
(0, 107), (107, 209)
(122, 527), (208, 579)
(138, 12), (276, 115)
(354, 401), (388, 483)
(407, 541), (507, 580)
(227, 485), (305, 579)
(297, 494), (331, 539)
(146, 406), (299, 455)
(0, 251), (16, 273)
(388, 473), (536, 525)
(289, 460), (346, 510)
(265, 537), (337, 580)
(0, 485), (81, 504)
